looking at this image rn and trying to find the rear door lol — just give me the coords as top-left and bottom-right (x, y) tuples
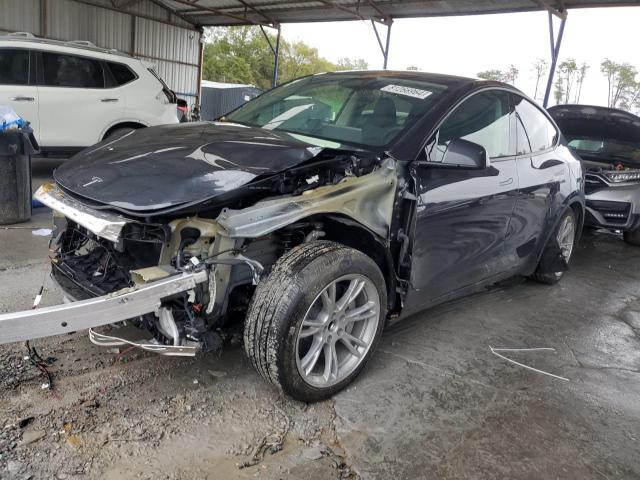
(36, 50), (124, 148)
(0, 48), (40, 142)
(405, 89), (519, 310)
(506, 94), (567, 269)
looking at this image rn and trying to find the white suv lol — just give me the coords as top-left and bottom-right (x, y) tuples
(0, 33), (179, 153)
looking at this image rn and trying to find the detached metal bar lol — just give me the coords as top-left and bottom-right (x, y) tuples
(260, 24), (281, 87)
(543, 10), (567, 108)
(371, 19), (393, 69)
(0, 270), (208, 345)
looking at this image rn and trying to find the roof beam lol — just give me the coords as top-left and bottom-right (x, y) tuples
(533, 0), (567, 18)
(146, 0), (198, 26)
(171, 0), (273, 26)
(236, 0), (278, 25)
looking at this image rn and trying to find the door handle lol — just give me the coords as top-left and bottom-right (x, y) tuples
(11, 96), (35, 102)
(499, 178), (514, 187)
(100, 98), (119, 103)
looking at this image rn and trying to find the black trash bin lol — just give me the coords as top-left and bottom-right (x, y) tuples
(0, 127), (39, 225)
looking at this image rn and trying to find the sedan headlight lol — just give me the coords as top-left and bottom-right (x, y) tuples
(603, 170), (640, 183)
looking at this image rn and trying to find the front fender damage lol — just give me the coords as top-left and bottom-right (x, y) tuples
(0, 158), (398, 354)
(217, 158), (397, 239)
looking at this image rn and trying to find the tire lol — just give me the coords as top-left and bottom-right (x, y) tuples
(244, 241), (387, 402)
(623, 228), (640, 246)
(530, 209), (577, 285)
(104, 127), (136, 140)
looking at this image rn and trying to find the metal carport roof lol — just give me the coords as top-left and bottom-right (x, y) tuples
(97, 0), (639, 104)
(155, 0), (639, 26)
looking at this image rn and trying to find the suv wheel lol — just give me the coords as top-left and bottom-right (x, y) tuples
(531, 209), (577, 285)
(244, 241), (386, 402)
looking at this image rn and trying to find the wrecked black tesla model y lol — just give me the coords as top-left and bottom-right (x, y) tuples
(4, 72), (584, 401)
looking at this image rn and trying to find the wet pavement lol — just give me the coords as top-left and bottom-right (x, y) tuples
(0, 159), (638, 479)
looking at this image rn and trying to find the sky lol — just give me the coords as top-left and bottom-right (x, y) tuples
(280, 7), (640, 108)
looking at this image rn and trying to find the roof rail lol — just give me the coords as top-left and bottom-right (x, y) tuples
(8, 32), (36, 38)
(67, 40), (96, 47)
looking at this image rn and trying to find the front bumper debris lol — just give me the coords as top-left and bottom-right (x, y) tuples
(34, 183), (130, 243)
(0, 270), (208, 346)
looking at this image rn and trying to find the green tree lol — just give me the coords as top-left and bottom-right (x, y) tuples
(504, 65), (519, 85)
(477, 69), (505, 81)
(557, 58), (578, 104)
(336, 58), (369, 70)
(477, 66), (518, 84)
(202, 27), (367, 89)
(575, 62), (589, 103)
(531, 58), (548, 100)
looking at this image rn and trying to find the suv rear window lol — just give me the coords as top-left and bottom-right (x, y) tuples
(0, 49), (29, 85)
(41, 52), (104, 88)
(106, 62), (136, 86)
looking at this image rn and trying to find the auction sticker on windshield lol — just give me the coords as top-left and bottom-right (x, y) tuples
(381, 84), (433, 99)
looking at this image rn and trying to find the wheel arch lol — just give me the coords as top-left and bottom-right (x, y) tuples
(314, 214), (397, 313)
(102, 121), (146, 140)
(271, 213), (398, 313)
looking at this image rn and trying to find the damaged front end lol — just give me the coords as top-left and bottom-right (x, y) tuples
(0, 153), (397, 356)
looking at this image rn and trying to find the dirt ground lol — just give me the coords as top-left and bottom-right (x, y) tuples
(1, 159), (639, 479)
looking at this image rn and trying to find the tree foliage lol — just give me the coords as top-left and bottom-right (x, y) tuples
(600, 59), (640, 112)
(531, 58), (548, 101)
(202, 27), (368, 89)
(477, 65), (518, 84)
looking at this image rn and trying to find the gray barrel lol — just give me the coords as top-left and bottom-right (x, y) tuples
(0, 128), (38, 225)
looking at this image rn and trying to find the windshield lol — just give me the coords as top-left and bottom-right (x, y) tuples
(225, 74), (448, 149)
(567, 136), (640, 164)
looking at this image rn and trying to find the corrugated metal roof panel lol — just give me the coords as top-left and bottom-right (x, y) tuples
(159, 0), (639, 25)
(48, 0), (132, 52)
(135, 18), (200, 65)
(0, 0), (41, 35)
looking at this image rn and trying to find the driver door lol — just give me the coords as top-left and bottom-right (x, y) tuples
(405, 90), (519, 311)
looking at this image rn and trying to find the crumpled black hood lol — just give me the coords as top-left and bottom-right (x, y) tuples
(54, 122), (323, 213)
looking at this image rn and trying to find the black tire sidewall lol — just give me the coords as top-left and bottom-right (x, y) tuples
(273, 247), (387, 402)
(535, 208), (577, 284)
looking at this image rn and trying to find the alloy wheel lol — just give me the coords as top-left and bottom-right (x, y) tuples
(295, 274), (380, 388)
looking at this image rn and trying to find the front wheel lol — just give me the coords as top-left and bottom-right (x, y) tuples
(530, 209), (577, 285)
(244, 241), (387, 402)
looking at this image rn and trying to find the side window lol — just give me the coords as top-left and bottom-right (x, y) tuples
(513, 95), (558, 154)
(432, 90), (514, 162)
(41, 52), (104, 88)
(106, 62), (136, 86)
(0, 49), (30, 85)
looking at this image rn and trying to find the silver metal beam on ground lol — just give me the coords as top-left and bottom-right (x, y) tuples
(0, 270), (208, 345)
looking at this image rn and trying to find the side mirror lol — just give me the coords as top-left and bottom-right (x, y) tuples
(440, 138), (489, 169)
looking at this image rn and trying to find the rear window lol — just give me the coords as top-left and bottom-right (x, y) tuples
(513, 95), (558, 154)
(0, 49), (29, 85)
(41, 52), (104, 88)
(106, 62), (136, 86)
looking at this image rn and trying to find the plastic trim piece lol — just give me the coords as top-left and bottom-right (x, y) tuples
(34, 183), (129, 243)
